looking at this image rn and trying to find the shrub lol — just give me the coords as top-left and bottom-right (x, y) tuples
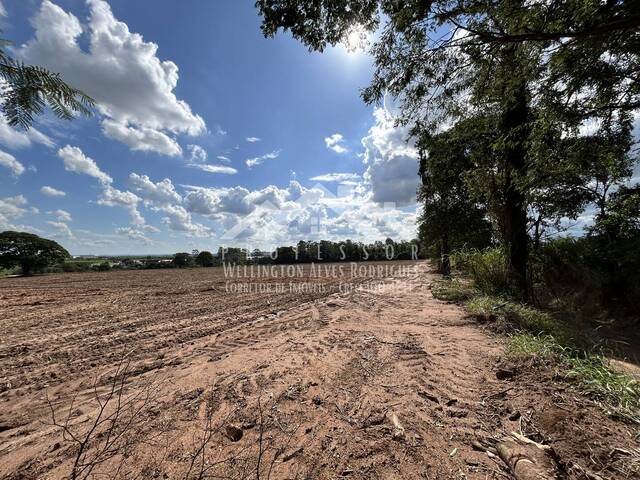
(451, 247), (510, 295)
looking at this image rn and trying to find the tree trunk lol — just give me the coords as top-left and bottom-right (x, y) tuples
(496, 432), (560, 480)
(500, 63), (530, 300)
(20, 261), (32, 276)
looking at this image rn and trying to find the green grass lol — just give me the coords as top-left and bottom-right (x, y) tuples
(507, 332), (640, 423)
(431, 277), (476, 302)
(466, 295), (571, 338)
(432, 259), (640, 424)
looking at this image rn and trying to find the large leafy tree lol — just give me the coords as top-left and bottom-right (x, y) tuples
(195, 250), (215, 267)
(172, 252), (193, 268)
(256, 0), (639, 297)
(417, 118), (493, 274)
(0, 39), (94, 129)
(0, 231), (70, 276)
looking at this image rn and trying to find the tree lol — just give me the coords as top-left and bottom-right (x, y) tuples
(172, 252), (193, 268)
(0, 39), (94, 130)
(256, 0), (639, 298)
(417, 120), (493, 274)
(0, 231), (70, 275)
(590, 185), (640, 241)
(195, 250), (215, 267)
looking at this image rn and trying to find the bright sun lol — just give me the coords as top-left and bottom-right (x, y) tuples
(342, 26), (369, 55)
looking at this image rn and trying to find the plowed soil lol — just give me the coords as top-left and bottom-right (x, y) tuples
(0, 261), (638, 479)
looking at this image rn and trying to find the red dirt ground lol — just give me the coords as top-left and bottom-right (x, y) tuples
(0, 261), (638, 479)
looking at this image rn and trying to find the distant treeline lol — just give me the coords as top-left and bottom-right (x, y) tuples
(39, 238), (424, 274)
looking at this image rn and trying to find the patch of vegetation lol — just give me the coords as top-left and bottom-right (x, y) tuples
(430, 278), (475, 302)
(466, 295), (571, 339)
(450, 247), (511, 295)
(436, 246), (640, 423)
(507, 332), (640, 423)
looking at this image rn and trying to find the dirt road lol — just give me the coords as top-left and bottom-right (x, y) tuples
(0, 262), (637, 479)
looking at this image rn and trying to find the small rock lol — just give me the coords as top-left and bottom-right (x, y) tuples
(225, 424), (243, 442)
(312, 395), (323, 405)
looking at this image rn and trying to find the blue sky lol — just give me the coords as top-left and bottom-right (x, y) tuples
(0, 0), (421, 254)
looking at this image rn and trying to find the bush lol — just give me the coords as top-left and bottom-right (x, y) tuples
(530, 236), (640, 322)
(451, 247), (510, 295)
(62, 261), (93, 273)
(529, 237), (604, 315)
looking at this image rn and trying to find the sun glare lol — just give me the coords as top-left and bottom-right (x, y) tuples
(341, 26), (369, 55)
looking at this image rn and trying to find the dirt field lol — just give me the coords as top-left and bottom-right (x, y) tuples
(0, 261), (638, 479)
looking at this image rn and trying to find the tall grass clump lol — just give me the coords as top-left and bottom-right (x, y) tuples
(450, 247), (510, 295)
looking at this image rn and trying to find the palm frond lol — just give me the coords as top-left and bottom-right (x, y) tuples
(0, 39), (95, 129)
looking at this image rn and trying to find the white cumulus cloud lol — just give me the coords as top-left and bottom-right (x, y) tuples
(310, 173), (360, 183)
(361, 108), (419, 206)
(0, 195), (31, 229)
(158, 203), (209, 236)
(57, 145), (112, 184)
(102, 119), (182, 157)
(0, 117), (54, 150)
(49, 209), (72, 222)
(325, 133), (348, 154)
(187, 144), (207, 163)
(0, 150), (25, 176)
(128, 173), (181, 206)
(20, 0), (205, 156)
(98, 185), (144, 225)
(116, 226), (153, 243)
(47, 220), (74, 239)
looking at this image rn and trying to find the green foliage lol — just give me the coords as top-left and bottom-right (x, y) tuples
(506, 333), (564, 359)
(529, 235), (640, 320)
(172, 252), (193, 268)
(256, 0), (640, 302)
(0, 231), (70, 275)
(450, 248), (511, 295)
(0, 40), (94, 129)
(95, 261), (111, 272)
(507, 332), (640, 423)
(195, 250), (215, 267)
(61, 261), (94, 273)
(417, 120), (494, 273)
(591, 184), (640, 240)
(467, 295), (564, 337)
(566, 354), (640, 423)
(430, 278), (476, 303)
